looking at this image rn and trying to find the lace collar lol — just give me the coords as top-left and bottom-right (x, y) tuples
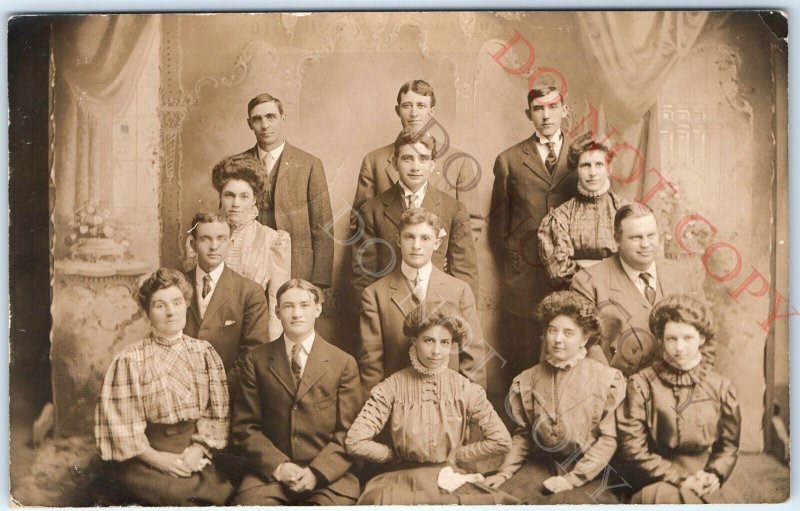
(151, 331), (184, 346)
(576, 180), (611, 200)
(225, 206), (259, 231)
(409, 345), (449, 377)
(545, 347), (587, 370)
(653, 353), (711, 387)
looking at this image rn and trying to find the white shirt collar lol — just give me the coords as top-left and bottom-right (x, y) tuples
(195, 262), (225, 287)
(534, 129), (563, 146)
(398, 180), (428, 200)
(257, 141), (286, 163)
(284, 330), (315, 357)
(401, 260), (433, 284)
(619, 257), (658, 288)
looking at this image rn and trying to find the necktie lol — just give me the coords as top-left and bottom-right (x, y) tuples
(544, 141), (557, 175)
(290, 343), (303, 383)
(639, 272), (656, 306)
(407, 193), (419, 210)
(411, 271), (425, 305)
(263, 152), (274, 175)
(202, 275), (211, 299)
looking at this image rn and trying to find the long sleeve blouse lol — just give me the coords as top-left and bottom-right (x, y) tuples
(538, 188), (628, 286)
(95, 333), (229, 461)
(497, 355), (626, 487)
(616, 359), (741, 485)
(345, 347), (511, 467)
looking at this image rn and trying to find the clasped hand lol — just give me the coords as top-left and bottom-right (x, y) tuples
(140, 444), (208, 478)
(274, 462), (318, 494)
(680, 470), (720, 497)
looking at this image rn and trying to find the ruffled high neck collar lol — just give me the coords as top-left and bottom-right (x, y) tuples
(546, 347), (587, 370)
(409, 345), (448, 378)
(151, 331), (184, 346)
(576, 180), (611, 201)
(225, 206), (259, 231)
(653, 353), (712, 387)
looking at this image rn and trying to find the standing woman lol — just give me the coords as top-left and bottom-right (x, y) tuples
(212, 156), (291, 341)
(485, 290), (626, 504)
(95, 268), (233, 506)
(617, 294), (740, 503)
(538, 132), (628, 287)
(345, 303), (516, 505)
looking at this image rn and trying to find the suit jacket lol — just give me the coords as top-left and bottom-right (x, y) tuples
(359, 266), (487, 393)
(352, 183), (478, 301)
(353, 142), (483, 237)
(232, 334), (363, 499)
(488, 132), (576, 317)
(233, 143), (334, 288)
(184, 265), (271, 388)
(570, 254), (709, 376)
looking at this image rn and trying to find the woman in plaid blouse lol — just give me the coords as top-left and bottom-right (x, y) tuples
(94, 268), (234, 506)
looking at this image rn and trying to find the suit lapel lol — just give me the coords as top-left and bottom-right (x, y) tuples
(268, 337), (298, 396)
(521, 135), (552, 183)
(272, 142), (298, 214)
(202, 266), (232, 328)
(383, 185), (405, 229)
(656, 260), (678, 299)
(382, 147), (399, 186)
(186, 268), (201, 325)
(390, 268), (415, 317)
(549, 132), (573, 190)
(609, 256), (651, 312)
(529, 369), (559, 422)
(295, 335), (330, 401)
(425, 267), (449, 303)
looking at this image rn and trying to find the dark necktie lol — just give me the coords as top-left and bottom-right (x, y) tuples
(290, 343), (303, 383)
(639, 272), (656, 306)
(202, 275), (211, 299)
(544, 141), (557, 175)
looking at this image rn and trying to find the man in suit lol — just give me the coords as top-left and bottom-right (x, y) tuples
(352, 129), (478, 301)
(231, 93), (334, 289)
(359, 208), (487, 393)
(488, 80), (576, 383)
(231, 280), (363, 505)
(571, 203), (709, 376)
(183, 211), (271, 390)
(353, 79), (483, 238)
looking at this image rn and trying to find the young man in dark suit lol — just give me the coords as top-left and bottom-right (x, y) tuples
(231, 93), (334, 289)
(353, 79), (483, 238)
(488, 80), (576, 383)
(358, 208), (486, 393)
(231, 279), (363, 505)
(183, 211), (271, 391)
(352, 129), (478, 301)
(571, 203), (710, 376)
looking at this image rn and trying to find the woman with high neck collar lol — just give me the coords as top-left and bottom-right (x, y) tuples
(95, 268), (233, 505)
(485, 291), (626, 504)
(345, 303), (516, 505)
(617, 294), (741, 504)
(537, 132), (628, 288)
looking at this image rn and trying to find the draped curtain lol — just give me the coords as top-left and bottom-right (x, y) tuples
(52, 15), (158, 258)
(575, 11), (709, 200)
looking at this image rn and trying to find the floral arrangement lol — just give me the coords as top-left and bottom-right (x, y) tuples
(66, 203), (130, 261)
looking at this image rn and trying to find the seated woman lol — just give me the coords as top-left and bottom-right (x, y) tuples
(345, 303), (516, 505)
(212, 156), (291, 340)
(485, 290), (625, 504)
(95, 268), (233, 506)
(538, 132), (628, 287)
(617, 294), (741, 504)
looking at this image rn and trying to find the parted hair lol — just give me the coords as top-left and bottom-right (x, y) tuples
(567, 132), (614, 172)
(211, 156), (266, 198)
(403, 302), (473, 347)
(398, 208), (443, 237)
(649, 294), (716, 343)
(536, 290), (601, 347)
(188, 211), (234, 237)
(247, 92), (284, 116)
(613, 203), (655, 241)
(392, 128), (438, 160)
(396, 79), (436, 108)
(276, 278), (323, 306)
(137, 267), (193, 312)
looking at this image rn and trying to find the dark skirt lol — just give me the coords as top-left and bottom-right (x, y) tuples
(358, 462), (519, 505)
(501, 458), (621, 504)
(629, 452), (734, 504)
(109, 421), (234, 506)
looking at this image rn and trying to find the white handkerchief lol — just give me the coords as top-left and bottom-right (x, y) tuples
(224, 319), (237, 326)
(438, 227), (448, 239)
(437, 466), (485, 493)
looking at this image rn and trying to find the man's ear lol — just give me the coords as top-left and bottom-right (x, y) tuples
(395, 104), (401, 118)
(525, 108), (533, 121)
(188, 235), (196, 252)
(433, 237), (443, 251)
(396, 233), (402, 248)
(246, 117), (254, 130)
(429, 105), (437, 117)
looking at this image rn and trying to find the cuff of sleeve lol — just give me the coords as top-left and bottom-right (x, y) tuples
(565, 471), (584, 488)
(663, 468), (686, 486)
(705, 466), (726, 485)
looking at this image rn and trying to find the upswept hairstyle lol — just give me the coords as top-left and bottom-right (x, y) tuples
(398, 208), (443, 237)
(402, 301), (473, 347)
(566, 132), (614, 172)
(535, 290), (601, 346)
(613, 203), (656, 241)
(211, 156), (266, 198)
(396, 79), (436, 108)
(188, 211), (234, 237)
(392, 128), (439, 160)
(137, 267), (193, 312)
(649, 294), (716, 343)
(275, 279), (323, 306)
(247, 93), (284, 116)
